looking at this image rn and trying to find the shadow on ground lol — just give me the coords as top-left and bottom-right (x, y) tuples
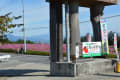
(95, 73), (120, 77)
(0, 69), (50, 77)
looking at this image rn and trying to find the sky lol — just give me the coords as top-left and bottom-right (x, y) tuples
(0, 0), (120, 38)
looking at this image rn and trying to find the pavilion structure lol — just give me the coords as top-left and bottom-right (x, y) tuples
(46, 0), (118, 76)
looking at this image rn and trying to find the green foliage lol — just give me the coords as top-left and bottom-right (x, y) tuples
(25, 50), (49, 56)
(0, 49), (16, 53)
(15, 39), (34, 44)
(64, 31), (120, 48)
(106, 54), (117, 58)
(117, 35), (120, 48)
(108, 31), (114, 46)
(81, 36), (86, 42)
(63, 37), (66, 44)
(108, 31), (120, 48)
(26, 40), (34, 44)
(0, 12), (23, 43)
(0, 48), (49, 56)
(0, 37), (13, 44)
(0, 48), (119, 58)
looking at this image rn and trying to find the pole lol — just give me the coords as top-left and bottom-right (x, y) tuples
(114, 33), (119, 61)
(22, 0), (26, 53)
(65, 1), (70, 62)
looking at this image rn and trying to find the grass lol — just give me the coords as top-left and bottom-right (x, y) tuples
(106, 54), (117, 58)
(0, 49), (67, 56)
(0, 49), (49, 56)
(0, 49), (119, 58)
(25, 50), (49, 56)
(0, 49), (16, 53)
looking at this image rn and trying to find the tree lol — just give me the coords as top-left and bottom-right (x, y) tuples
(63, 37), (67, 44)
(0, 12), (23, 43)
(108, 31), (120, 48)
(16, 39), (34, 44)
(81, 36), (86, 42)
(108, 31), (114, 46)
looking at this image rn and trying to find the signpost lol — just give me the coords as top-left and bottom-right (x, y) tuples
(114, 33), (119, 61)
(82, 42), (102, 57)
(100, 19), (109, 56)
(65, 1), (70, 62)
(76, 45), (80, 58)
(82, 19), (109, 58)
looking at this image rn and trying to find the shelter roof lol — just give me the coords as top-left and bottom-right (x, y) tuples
(46, 0), (118, 7)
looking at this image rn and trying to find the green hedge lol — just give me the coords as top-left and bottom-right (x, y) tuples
(25, 50), (49, 56)
(0, 49), (16, 53)
(0, 49), (67, 56)
(106, 54), (117, 58)
(0, 49), (49, 56)
(0, 49), (119, 58)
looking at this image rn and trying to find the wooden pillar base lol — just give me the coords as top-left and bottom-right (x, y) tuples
(69, 2), (81, 61)
(50, 2), (63, 62)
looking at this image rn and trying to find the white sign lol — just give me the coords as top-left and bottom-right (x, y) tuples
(114, 33), (119, 61)
(100, 19), (109, 54)
(101, 23), (108, 42)
(82, 42), (102, 57)
(114, 33), (117, 52)
(76, 45), (79, 58)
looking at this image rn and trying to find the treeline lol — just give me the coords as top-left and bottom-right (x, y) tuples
(64, 31), (120, 48)
(0, 39), (34, 44)
(14, 39), (34, 44)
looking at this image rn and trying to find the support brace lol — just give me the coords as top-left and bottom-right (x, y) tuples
(90, 5), (104, 41)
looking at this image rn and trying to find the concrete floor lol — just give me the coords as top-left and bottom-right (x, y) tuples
(0, 53), (120, 80)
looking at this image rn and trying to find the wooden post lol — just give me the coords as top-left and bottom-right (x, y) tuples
(69, 2), (81, 61)
(56, 3), (63, 62)
(49, 2), (63, 62)
(90, 5), (104, 41)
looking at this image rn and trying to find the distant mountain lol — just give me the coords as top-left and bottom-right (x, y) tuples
(7, 34), (50, 43)
(27, 34), (50, 43)
(7, 34), (23, 42)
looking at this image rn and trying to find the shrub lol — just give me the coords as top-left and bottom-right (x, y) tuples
(0, 48), (119, 58)
(0, 49), (49, 56)
(0, 49), (16, 53)
(25, 50), (49, 56)
(106, 54), (117, 58)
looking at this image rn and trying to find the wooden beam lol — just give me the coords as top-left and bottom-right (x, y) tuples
(56, 3), (63, 62)
(50, 2), (63, 62)
(46, 0), (118, 7)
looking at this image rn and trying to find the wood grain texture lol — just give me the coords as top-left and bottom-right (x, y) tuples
(46, 0), (118, 7)
(50, 2), (63, 62)
(69, 2), (81, 60)
(90, 5), (104, 41)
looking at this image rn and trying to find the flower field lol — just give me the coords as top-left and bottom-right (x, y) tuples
(0, 43), (118, 54)
(0, 44), (66, 53)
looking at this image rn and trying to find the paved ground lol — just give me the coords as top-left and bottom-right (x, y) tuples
(0, 53), (120, 80)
